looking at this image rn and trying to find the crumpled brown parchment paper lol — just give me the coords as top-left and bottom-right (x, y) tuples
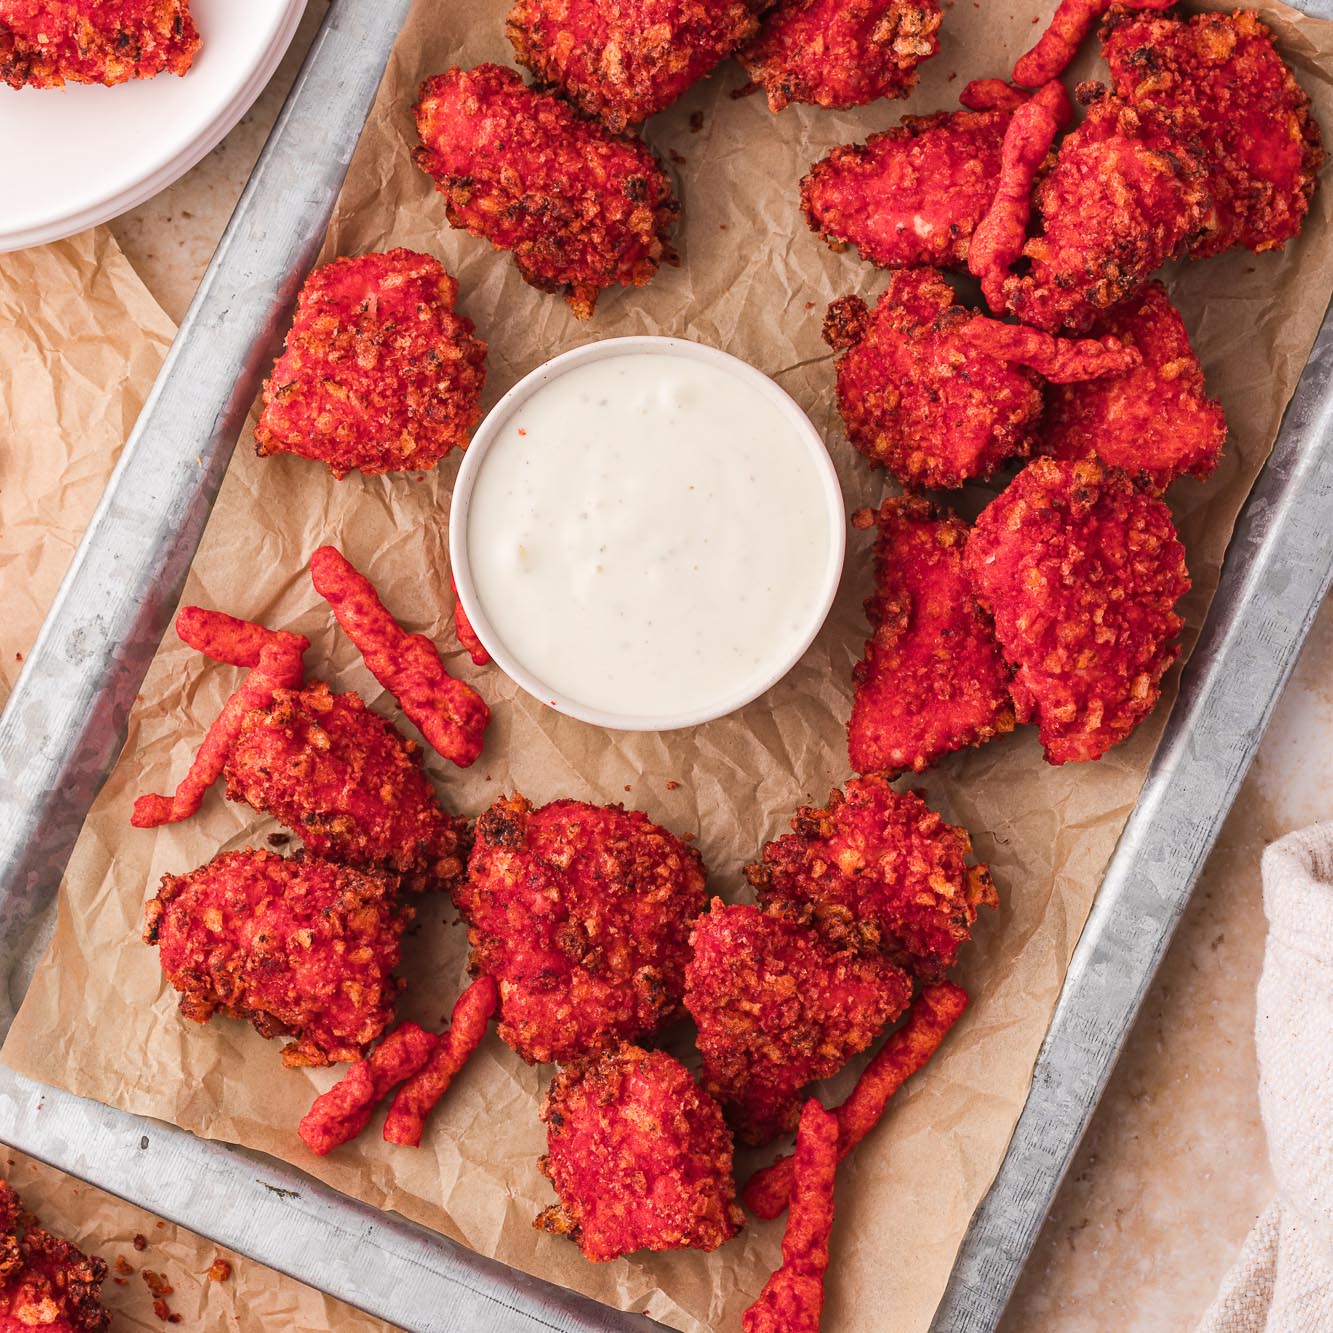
(0, 229), (174, 702)
(5, 1), (1333, 1330)
(0, 1148), (395, 1332)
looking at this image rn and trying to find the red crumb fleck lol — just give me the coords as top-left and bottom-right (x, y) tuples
(666, 780), (681, 791)
(517, 427), (527, 436)
(142, 1270), (173, 1298)
(690, 111), (704, 131)
(208, 1258), (232, 1282)
(669, 148), (687, 164)
(133, 1234), (148, 1251)
(115, 1256), (134, 1275)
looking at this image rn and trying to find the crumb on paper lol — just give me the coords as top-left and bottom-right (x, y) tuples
(666, 780), (681, 791)
(115, 1256), (134, 1275)
(689, 111), (704, 132)
(142, 1270), (172, 1297)
(133, 1233), (148, 1251)
(207, 1258), (232, 1282)
(266, 832), (292, 848)
(669, 148), (687, 164)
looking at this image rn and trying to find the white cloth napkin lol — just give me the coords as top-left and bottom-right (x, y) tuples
(1198, 823), (1333, 1332)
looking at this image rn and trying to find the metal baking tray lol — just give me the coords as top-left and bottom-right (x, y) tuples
(2, 0), (1332, 1328)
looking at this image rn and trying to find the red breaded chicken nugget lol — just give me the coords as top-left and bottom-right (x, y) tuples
(1002, 88), (1212, 333)
(965, 457), (1190, 765)
(800, 107), (1015, 271)
(413, 64), (679, 320)
(1103, 8), (1325, 258)
(738, 0), (941, 112)
(255, 250), (485, 478)
(507, 0), (763, 131)
(823, 268), (1043, 490)
(0, 0), (199, 89)
(684, 901), (911, 1145)
(0, 1181), (108, 1333)
(144, 848), (409, 1068)
(1039, 280), (1226, 490)
(746, 775), (997, 979)
(848, 499), (1014, 776)
(457, 794), (707, 1065)
(535, 1044), (745, 1262)
(223, 681), (470, 895)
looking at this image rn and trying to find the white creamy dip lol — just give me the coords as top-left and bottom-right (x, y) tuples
(461, 348), (842, 725)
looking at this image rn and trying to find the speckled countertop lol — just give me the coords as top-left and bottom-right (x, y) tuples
(104, 8), (1333, 1327)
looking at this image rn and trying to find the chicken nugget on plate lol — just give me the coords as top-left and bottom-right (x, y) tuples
(1102, 7), (1325, 258)
(255, 250), (486, 479)
(0, 0), (199, 89)
(824, 267), (1043, 490)
(223, 681), (470, 895)
(144, 848), (409, 1067)
(535, 1044), (744, 1262)
(684, 900), (911, 1145)
(413, 63), (679, 320)
(1002, 88), (1212, 333)
(1038, 280), (1226, 490)
(507, 0), (763, 131)
(965, 456), (1190, 765)
(0, 1181), (108, 1332)
(847, 499), (1014, 776)
(746, 775), (996, 979)
(457, 794), (707, 1065)
(739, 0), (941, 111)
(800, 107), (1015, 271)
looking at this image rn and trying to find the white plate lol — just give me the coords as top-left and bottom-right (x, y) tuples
(0, 0), (308, 252)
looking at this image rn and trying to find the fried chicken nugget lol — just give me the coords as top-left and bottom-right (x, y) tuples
(684, 901), (911, 1145)
(800, 107), (1015, 271)
(0, 1182), (108, 1333)
(746, 775), (996, 979)
(1002, 88), (1212, 333)
(457, 794), (707, 1065)
(507, 0), (762, 131)
(535, 1044), (745, 1262)
(824, 267), (1044, 490)
(965, 456), (1190, 765)
(413, 64), (679, 320)
(848, 499), (1014, 776)
(0, 0), (199, 89)
(1102, 8), (1325, 257)
(1039, 280), (1227, 490)
(144, 848), (409, 1068)
(255, 250), (486, 479)
(738, 0), (942, 112)
(223, 681), (470, 895)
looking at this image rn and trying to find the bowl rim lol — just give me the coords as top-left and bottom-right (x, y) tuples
(448, 334), (847, 733)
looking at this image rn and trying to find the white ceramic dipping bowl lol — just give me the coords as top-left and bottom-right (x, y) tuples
(449, 336), (846, 732)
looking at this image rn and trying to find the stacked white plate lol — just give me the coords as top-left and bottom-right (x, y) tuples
(0, 0), (308, 253)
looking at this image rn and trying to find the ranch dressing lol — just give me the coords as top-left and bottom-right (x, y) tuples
(465, 352), (839, 722)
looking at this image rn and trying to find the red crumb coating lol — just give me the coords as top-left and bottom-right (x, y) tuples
(968, 81), (1071, 311)
(800, 107), (1013, 270)
(383, 976), (499, 1147)
(0, 0), (199, 89)
(740, 1100), (837, 1333)
(1002, 90), (1212, 333)
(223, 681), (470, 895)
(0, 1181), (109, 1332)
(739, 0), (940, 112)
(742, 981), (967, 1219)
(965, 456), (1190, 764)
(684, 900), (911, 1145)
(458, 794), (707, 1065)
(746, 775), (997, 979)
(1039, 280), (1227, 490)
(847, 498), (1014, 776)
(1103, 8), (1325, 257)
(535, 1044), (745, 1262)
(131, 637), (307, 829)
(144, 848), (409, 1068)
(507, 0), (762, 131)
(297, 1022), (438, 1156)
(823, 267), (1043, 490)
(255, 250), (486, 479)
(310, 546), (489, 769)
(413, 63), (679, 320)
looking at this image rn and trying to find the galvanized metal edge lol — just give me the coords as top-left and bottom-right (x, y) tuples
(0, 1066), (650, 1332)
(929, 298), (1333, 1332)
